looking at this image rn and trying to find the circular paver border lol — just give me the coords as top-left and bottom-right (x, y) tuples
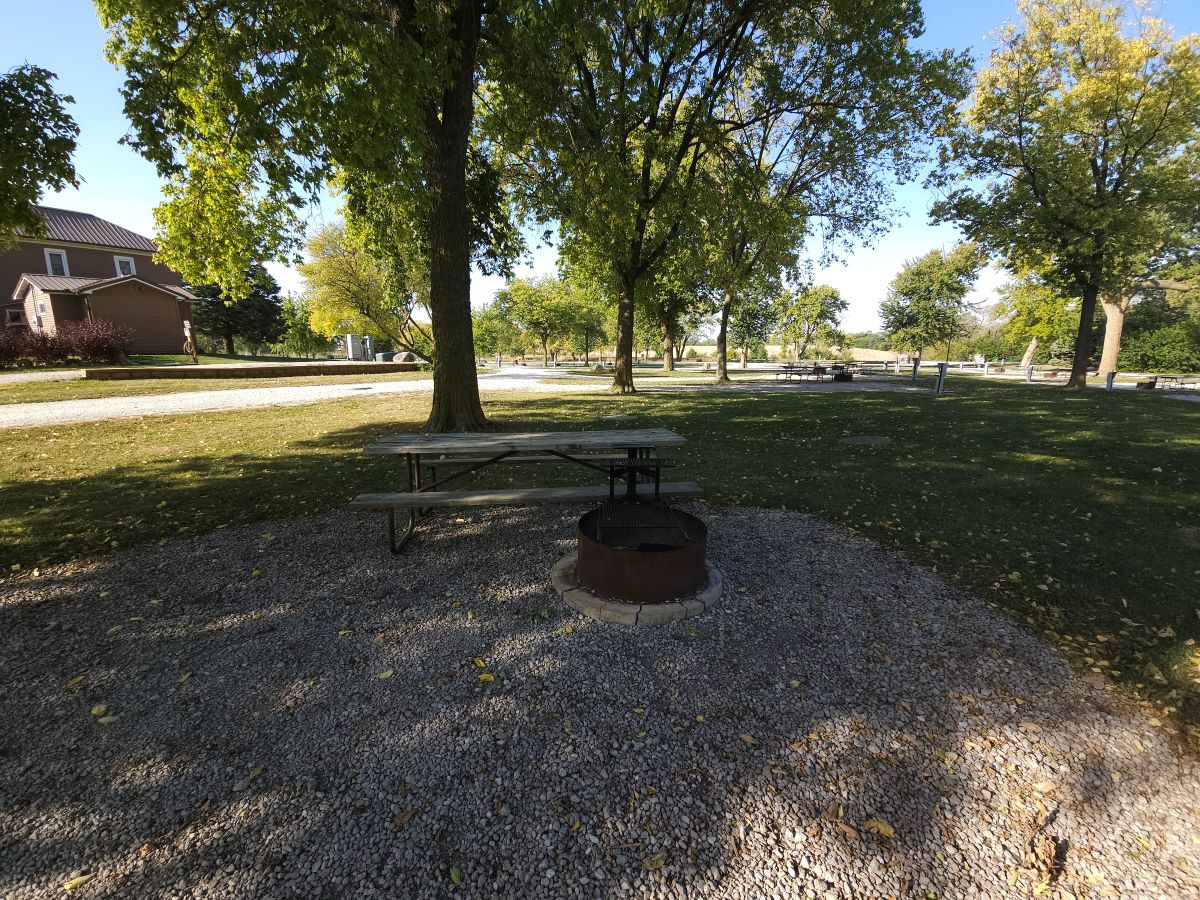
(550, 552), (723, 625)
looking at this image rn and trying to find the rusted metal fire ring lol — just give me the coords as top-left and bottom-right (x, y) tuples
(550, 553), (723, 626)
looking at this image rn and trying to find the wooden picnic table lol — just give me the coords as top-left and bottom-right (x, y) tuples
(352, 428), (700, 552)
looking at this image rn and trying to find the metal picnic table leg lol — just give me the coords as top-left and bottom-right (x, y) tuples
(387, 452), (420, 554)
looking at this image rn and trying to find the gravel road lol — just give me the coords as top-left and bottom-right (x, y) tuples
(2, 504), (1195, 899)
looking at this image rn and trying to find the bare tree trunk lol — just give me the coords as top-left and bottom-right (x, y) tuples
(541, 336), (549, 367)
(423, 0), (487, 431)
(612, 280), (636, 393)
(1019, 337), (1038, 369)
(1066, 285), (1098, 389)
(714, 290), (732, 382)
(1098, 295), (1126, 375)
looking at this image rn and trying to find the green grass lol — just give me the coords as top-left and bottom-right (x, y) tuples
(1, 378), (1197, 742)
(0, 370), (441, 405)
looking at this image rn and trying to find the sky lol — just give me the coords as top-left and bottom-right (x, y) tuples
(4, 1), (1199, 332)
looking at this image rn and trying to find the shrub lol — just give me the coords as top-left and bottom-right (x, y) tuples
(60, 320), (136, 364)
(20, 330), (71, 366)
(0, 329), (26, 368)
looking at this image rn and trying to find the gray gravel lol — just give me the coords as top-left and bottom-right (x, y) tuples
(1, 505), (1196, 899)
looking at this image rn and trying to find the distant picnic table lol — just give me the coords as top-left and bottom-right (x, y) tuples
(774, 362), (860, 382)
(351, 429), (702, 552)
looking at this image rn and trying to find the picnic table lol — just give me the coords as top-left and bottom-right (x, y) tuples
(775, 363), (828, 382)
(350, 428), (702, 552)
(1156, 375), (1199, 391)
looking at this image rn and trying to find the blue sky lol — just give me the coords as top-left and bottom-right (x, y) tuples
(5, 0), (1199, 331)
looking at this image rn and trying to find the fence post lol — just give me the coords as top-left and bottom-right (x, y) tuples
(1106, 372), (1116, 392)
(935, 362), (948, 395)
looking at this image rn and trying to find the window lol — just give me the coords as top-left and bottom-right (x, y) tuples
(44, 248), (69, 277)
(114, 255), (136, 277)
(37, 301), (47, 315)
(4, 309), (22, 325)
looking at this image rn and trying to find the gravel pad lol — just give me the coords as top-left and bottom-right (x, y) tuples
(1, 505), (1196, 899)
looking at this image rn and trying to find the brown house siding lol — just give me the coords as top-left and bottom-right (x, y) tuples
(23, 289), (57, 333)
(2, 241), (179, 302)
(86, 285), (190, 353)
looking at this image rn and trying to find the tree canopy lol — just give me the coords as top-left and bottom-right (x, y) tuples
(299, 223), (434, 361)
(496, 0), (968, 393)
(0, 65), (78, 248)
(191, 266), (284, 356)
(931, 0), (1200, 386)
(880, 244), (984, 357)
(97, 0), (531, 429)
(776, 285), (848, 360)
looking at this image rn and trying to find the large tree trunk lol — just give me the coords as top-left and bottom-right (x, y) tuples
(1098, 295), (1126, 376)
(611, 279), (636, 393)
(223, 324), (235, 356)
(739, 345), (748, 368)
(714, 290), (732, 382)
(423, 0), (487, 431)
(1066, 284), (1098, 389)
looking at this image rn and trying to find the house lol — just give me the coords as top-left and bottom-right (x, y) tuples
(2, 206), (196, 354)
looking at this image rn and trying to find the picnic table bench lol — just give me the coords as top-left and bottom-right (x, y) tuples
(775, 363), (828, 382)
(1154, 375), (1199, 391)
(351, 428), (702, 552)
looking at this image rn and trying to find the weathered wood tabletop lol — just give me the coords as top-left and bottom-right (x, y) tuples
(363, 428), (687, 455)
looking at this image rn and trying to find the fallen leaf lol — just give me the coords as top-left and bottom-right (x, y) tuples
(377, 669), (394, 680)
(863, 816), (895, 839)
(178, 672), (191, 683)
(788, 679), (800, 688)
(694, 715), (705, 724)
(1032, 780), (1056, 794)
(90, 704), (108, 717)
(473, 657), (487, 668)
(251, 569), (262, 578)
(740, 734), (760, 747)
(633, 707), (645, 714)
(137, 843), (154, 858)
(478, 673), (495, 683)
(97, 715), (120, 725)
(836, 822), (859, 841)
(66, 675), (85, 688)
(1020, 721), (1043, 733)
(63, 874), (94, 891)
(337, 629), (352, 638)
(393, 808), (420, 827)
(642, 851), (667, 870)
(449, 865), (463, 885)
(570, 819), (581, 833)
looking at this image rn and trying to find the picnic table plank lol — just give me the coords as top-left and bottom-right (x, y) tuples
(350, 481), (703, 509)
(364, 428), (686, 455)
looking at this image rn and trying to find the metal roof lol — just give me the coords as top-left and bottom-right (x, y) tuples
(33, 206), (158, 253)
(13, 273), (195, 302)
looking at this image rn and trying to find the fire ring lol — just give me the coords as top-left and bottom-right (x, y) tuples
(550, 552), (723, 626)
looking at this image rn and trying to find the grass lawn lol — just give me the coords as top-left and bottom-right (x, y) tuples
(1, 377), (1197, 741)
(0, 370), (442, 405)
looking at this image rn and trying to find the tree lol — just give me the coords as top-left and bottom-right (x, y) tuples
(499, 0), (967, 394)
(728, 293), (776, 368)
(273, 296), (331, 359)
(880, 244), (984, 360)
(775, 285), (848, 361)
(995, 270), (1083, 364)
(192, 266), (285, 356)
(473, 301), (526, 365)
(299, 223), (433, 361)
(97, 0), (539, 429)
(495, 277), (574, 366)
(931, 0), (1200, 387)
(0, 65), (78, 247)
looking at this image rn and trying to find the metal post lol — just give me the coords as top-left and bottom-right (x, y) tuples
(983, 361), (990, 376)
(1106, 372), (1116, 391)
(1026, 365), (1034, 383)
(935, 362), (948, 395)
